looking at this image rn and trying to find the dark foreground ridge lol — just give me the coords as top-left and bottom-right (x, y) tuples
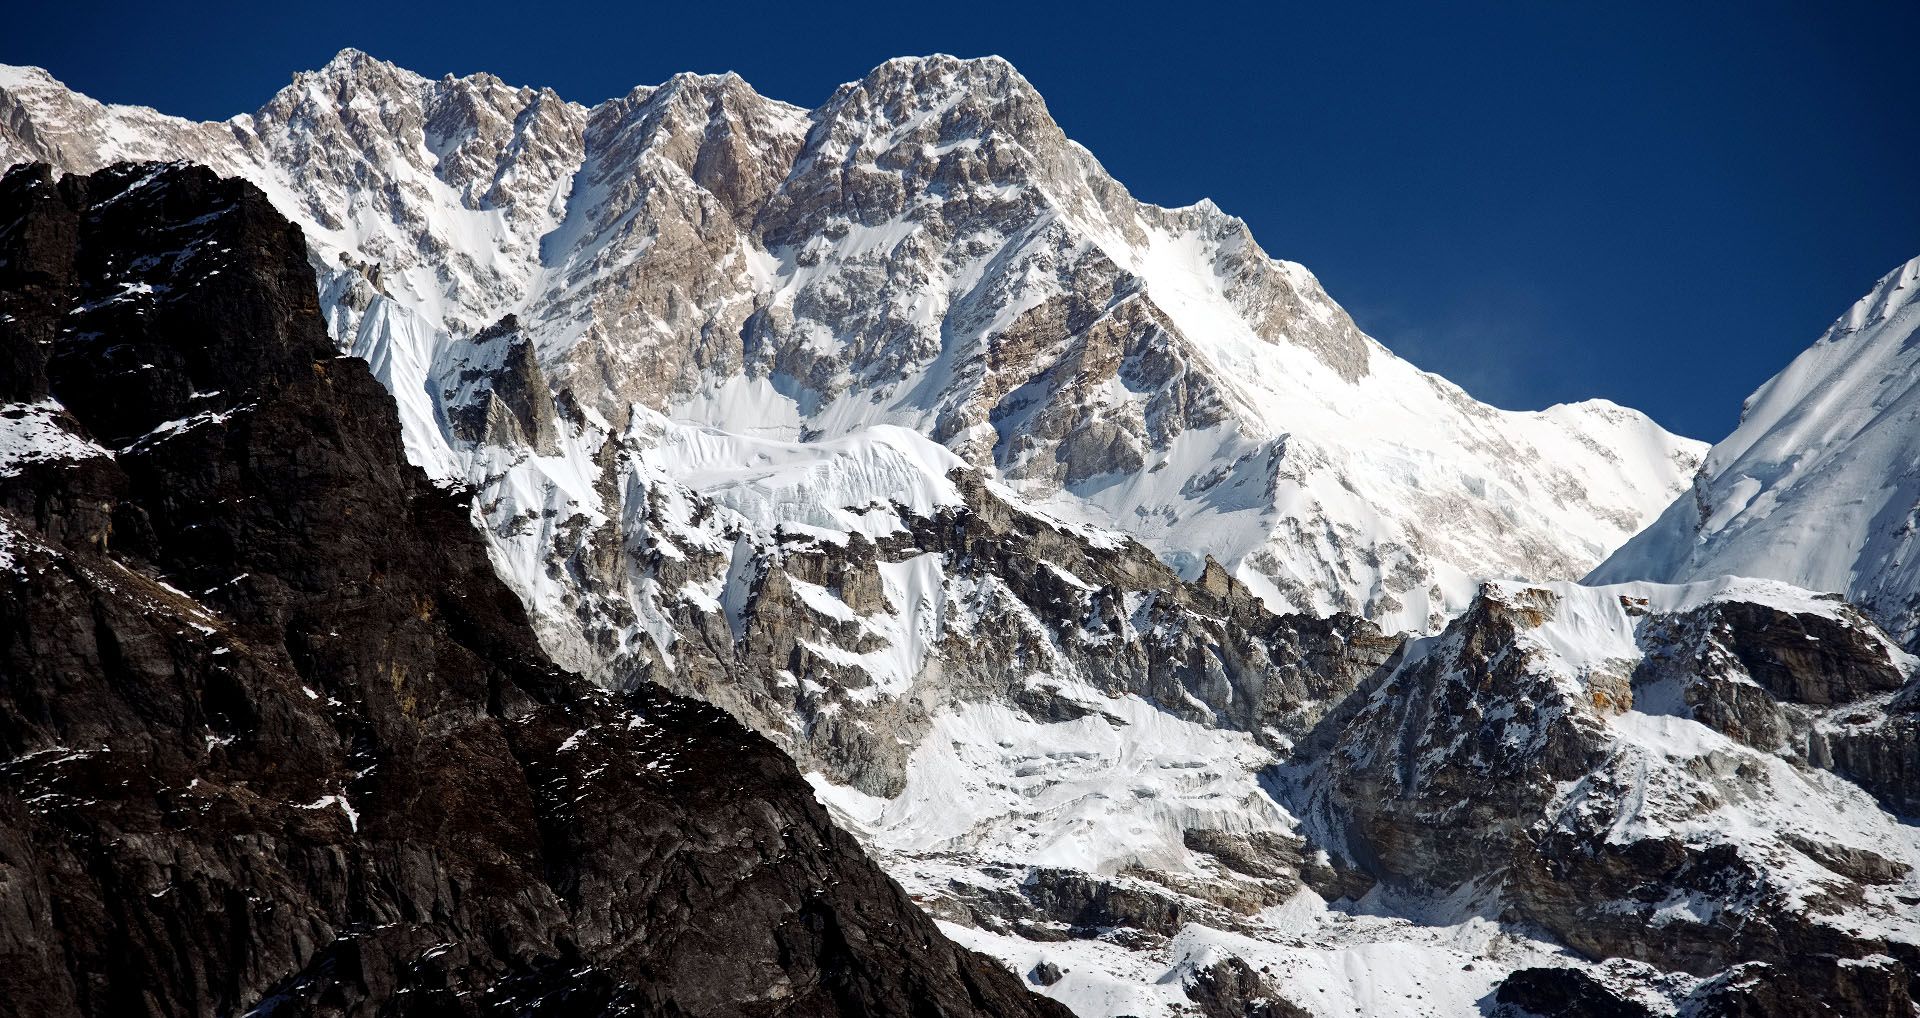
(0, 161), (1072, 1018)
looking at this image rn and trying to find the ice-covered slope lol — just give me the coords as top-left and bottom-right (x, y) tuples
(0, 52), (1703, 636)
(1593, 256), (1920, 644)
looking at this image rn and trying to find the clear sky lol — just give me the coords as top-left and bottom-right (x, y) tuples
(9, 1), (1914, 440)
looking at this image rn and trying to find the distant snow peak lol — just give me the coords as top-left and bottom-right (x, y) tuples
(1593, 254), (1920, 645)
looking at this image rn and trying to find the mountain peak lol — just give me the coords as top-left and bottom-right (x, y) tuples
(317, 45), (385, 74)
(1833, 252), (1920, 338)
(1591, 251), (1920, 643)
(0, 63), (62, 92)
(659, 68), (748, 89)
(873, 52), (1023, 76)
(853, 52), (1037, 105)
(642, 68), (797, 116)
(295, 46), (427, 95)
(790, 51), (1061, 185)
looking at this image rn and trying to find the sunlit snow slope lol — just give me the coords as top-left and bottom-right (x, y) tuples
(1593, 255), (1920, 645)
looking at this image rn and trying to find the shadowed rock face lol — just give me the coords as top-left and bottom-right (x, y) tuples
(0, 162), (1071, 1018)
(1491, 956), (1917, 1018)
(1632, 596), (1920, 819)
(1490, 967), (1657, 1018)
(440, 315), (563, 454)
(1821, 689), (1920, 819)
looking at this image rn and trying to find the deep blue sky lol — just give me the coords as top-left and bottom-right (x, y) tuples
(9, 1), (1915, 440)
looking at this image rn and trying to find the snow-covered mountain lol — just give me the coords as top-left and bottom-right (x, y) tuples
(1593, 256), (1920, 645)
(0, 51), (1702, 640)
(1290, 575), (1920, 1014)
(7, 51), (1913, 1018)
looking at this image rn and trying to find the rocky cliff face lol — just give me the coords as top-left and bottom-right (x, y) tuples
(1299, 579), (1920, 1014)
(0, 161), (1070, 1018)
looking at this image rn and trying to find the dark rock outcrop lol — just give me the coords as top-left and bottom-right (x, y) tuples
(439, 314), (562, 454)
(0, 161), (1070, 1018)
(1681, 955), (1914, 1017)
(1697, 599), (1907, 706)
(1819, 680), (1920, 819)
(1490, 967), (1653, 1018)
(1181, 956), (1312, 1018)
(1310, 586), (1613, 891)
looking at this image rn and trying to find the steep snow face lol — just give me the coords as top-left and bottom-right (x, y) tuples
(1593, 256), (1920, 644)
(0, 52), (1702, 635)
(810, 684), (1292, 876)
